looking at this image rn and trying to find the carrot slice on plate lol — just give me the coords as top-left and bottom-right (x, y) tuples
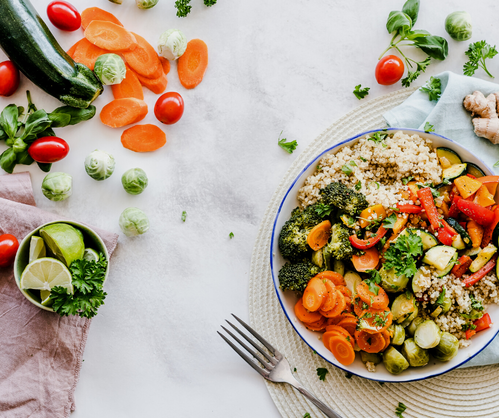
(177, 39), (208, 89)
(307, 220), (331, 251)
(336, 316), (358, 336)
(354, 330), (385, 353)
(111, 66), (144, 100)
(315, 271), (346, 286)
(381, 329), (391, 351)
(358, 307), (393, 334)
(84, 21), (138, 52)
(305, 316), (327, 332)
(121, 124), (166, 152)
(329, 336), (356, 365)
(356, 281), (389, 310)
(320, 290), (346, 318)
(123, 33), (162, 78)
(352, 247), (380, 272)
(67, 39), (85, 58)
(81, 7), (123, 30)
(302, 276), (327, 312)
(319, 279), (337, 312)
(294, 298), (323, 324)
(100, 98), (148, 128)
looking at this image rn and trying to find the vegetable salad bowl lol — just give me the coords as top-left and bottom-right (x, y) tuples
(270, 128), (499, 382)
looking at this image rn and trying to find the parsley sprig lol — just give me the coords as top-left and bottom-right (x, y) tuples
(383, 230), (423, 278)
(424, 122), (435, 133)
(420, 76), (441, 101)
(383, 213), (398, 229)
(278, 131), (298, 154)
(315, 202), (334, 217)
(175, 0), (191, 17)
(365, 269), (382, 295)
(316, 367), (329, 381)
(353, 84), (370, 100)
(395, 402), (407, 418)
(464, 40), (498, 78)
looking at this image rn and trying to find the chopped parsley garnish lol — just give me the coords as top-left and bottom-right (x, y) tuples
(360, 156), (367, 162)
(369, 131), (388, 144)
(315, 202), (334, 217)
(462, 322), (477, 331)
(373, 313), (387, 327)
(353, 84), (370, 100)
(341, 160), (357, 176)
(175, 0), (192, 17)
(383, 213), (398, 229)
(383, 230), (423, 278)
(345, 372), (353, 379)
(316, 367), (328, 381)
(181, 211), (187, 222)
(229, 232), (234, 239)
(424, 122), (435, 133)
(470, 294), (484, 311)
(402, 176), (413, 185)
(278, 131), (298, 154)
(316, 165), (322, 170)
(365, 269), (382, 296)
(204, 0), (217, 6)
(304, 414), (311, 418)
(395, 402), (407, 418)
(435, 287), (446, 307)
(355, 181), (362, 191)
(420, 76), (441, 101)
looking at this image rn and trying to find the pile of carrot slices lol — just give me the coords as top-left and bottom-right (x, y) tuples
(295, 271), (392, 366)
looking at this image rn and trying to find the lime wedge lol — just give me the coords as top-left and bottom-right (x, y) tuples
(40, 290), (53, 306)
(20, 258), (73, 293)
(29, 236), (46, 262)
(39, 223), (85, 266)
(83, 248), (99, 262)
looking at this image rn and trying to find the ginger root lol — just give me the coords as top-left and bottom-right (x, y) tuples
(463, 90), (499, 144)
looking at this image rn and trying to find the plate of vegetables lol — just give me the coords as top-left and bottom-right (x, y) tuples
(270, 128), (499, 382)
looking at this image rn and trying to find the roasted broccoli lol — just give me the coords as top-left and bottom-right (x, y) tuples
(278, 260), (321, 292)
(319, 182), (368, 216)
(323, 223), (354, 261)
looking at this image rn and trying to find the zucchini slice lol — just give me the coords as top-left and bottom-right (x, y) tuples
(469, 244), (497, 272)
(398, 228), (438, 251)
(451, 234), (466, 250)
(446, 217), (472, 248)
(435, 252), (458, 277)
(423, 245), (457, 270)
(442, 163), (467, 181)
(466, 162), (486, 178)
(463, 246), (482, 257)
(436, 147), (462, 166)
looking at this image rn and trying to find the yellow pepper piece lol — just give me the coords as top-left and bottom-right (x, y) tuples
(359, 204), (386, 228)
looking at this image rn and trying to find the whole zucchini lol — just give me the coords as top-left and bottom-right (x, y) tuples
(0, 0), (103, 108)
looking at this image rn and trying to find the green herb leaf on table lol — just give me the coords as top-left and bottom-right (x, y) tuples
(386, 11), (412, 35)
(395, 402), (407, 418)
(464, 41), (498, 78)
(303, 414), (311, 418)
(204, 0), (216, 5)
(0, 104), (19, 138)
(401, 57), (431, 87)
(402, 0), (419, 25)
(278, 131), (298, 154)
(175, 0), (192, 17)
(353, 84), (370, 100)
(383, 213), (398, 229)
(420, 76), (441, 101)
(229, 232), (234, 239)
(181, 211), (187, 222)
(424, 122), (435, 133)
(414, 35), (448, 61)
(316, 367), (328, 381)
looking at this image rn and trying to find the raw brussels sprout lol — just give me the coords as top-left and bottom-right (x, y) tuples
(136, 0), (158, 8)
(119, 207), (150, 237)
(431, 332), (459, 361)
(84, 150), (115, 181)
(390, 324), (406, 345)
(157, 29), (187, 61)
(414, 320), (441, 349)
(383, 346), (410, 375)
(407, 317), (424, 336)
(445, 11), (472, 41)
(401, 338), (430, 367)
(391, 293), (417, 324)
(94, 54), (126, 85)
(360, 351), (381, 365)
(121, 168), (148, 195)
(42, 172), (72, 201)
(380, 266), (409, 293)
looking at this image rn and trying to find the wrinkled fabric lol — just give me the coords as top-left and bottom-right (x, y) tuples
(0, 172), (118, 417)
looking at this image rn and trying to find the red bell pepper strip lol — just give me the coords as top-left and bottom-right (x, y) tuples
(456, 199), (495, 226)
(441, 219), (458, 236)
(467, 173), (477, 179)
(349, 225), (388, 250)
(451, 255), (473, 278)
(396, 204), (422, 214)
(465, 313), (492, 339)
(417, 187), (443, 230)
(463, 254), (498, 287)
(436, 228), (454, 246)
(481, 207), (499, 247)
(447, 195), (462, 219)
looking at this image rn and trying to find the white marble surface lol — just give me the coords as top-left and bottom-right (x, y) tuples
(1, 0), (499, 416)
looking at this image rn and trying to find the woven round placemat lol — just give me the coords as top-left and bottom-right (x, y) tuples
(248, 87), (499, 418)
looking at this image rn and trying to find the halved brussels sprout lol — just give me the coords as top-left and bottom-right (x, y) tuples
(431, 332), (459, 361)
(122, 168), (148, 195)
(84, 150), (115, 181)
(445, 11), (472, 42)
(400, 303), (419, 328)
(401, 338), (430, 367)
(414, 320), (441, 349)
(94, 54), (126, 85)
(383, 346), (410, 375)
(158, 29), (187, 61)
(390, 324), (406, 345)
(344, 270), (362, 298)
(391, 293), (417, 324)
(41, 172), (72, 201)
(119, 207), (150, 237)
(360, 351), (381, 365)
(136, 0), (158, 9)
(407, 317), (424, 336)
(380, 266), (409, 293)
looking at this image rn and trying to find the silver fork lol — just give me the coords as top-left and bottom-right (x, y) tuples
(218, 314), (343, 418)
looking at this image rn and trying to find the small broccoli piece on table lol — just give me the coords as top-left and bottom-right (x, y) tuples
(319, 182), (368, 216)
(278, 260), (321, 292)
(323, 223), (354, 261)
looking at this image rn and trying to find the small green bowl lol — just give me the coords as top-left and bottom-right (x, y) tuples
(13, 220), (110, 312)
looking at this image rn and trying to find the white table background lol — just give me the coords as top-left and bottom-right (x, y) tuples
(1, 0), (498, 416)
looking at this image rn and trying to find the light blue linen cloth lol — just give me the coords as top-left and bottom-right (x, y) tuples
(384, 71), (499, 367)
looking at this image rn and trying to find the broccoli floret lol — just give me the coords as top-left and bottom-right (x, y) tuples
(323, 223), (354, 261)
(278, 260), (321, 292)
(319, 182), (368, 216)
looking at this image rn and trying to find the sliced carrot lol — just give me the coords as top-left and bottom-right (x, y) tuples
(303, 277), (327, 312)
(72, 38), (108, 71)
(467, 220), (484, 248)
(336, 285), (352, 299)
(81, 7), (124, 30)
(160, 57), (171, 75)
(327, 313), (356, 326)
(134, 71), (168, 94)
(381, 329), (391, 351)
(323, 329), (354, 350)
(84, 21), (138, 52)
(329, 336), (356, 365)
(354, 330), (385, 353)
(305, 316), (327, 332)
(177, 39), (208, 89)
(121, 124), (166, 152)
(314, 271), (346, 286)
(294, 298), (323, 324)
(100, 98), (148, 128)
(353, 296), (367, 316)
(123, 33), (163, 78)
(306, 220), (332, 251)
(356, 281), (389, 310)
(111, 66), (144, 100)
(324, 325), (352, 341)
(352, 247), (380, 272)
(320, 290), (346, 318)
(358, 308), (393, 334)
(343, 296), (353, 313)
(67, 39), (85, 58)
(336, 316), (358, 336)
(320, 280), (337, 312)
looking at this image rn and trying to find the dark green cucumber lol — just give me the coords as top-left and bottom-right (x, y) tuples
(0, 0), (102, 108)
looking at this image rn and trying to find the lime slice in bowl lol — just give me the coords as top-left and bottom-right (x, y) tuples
(40, 289), (53, 306)
(20, 258), (73, 294)
(39, 223), (85, 266)
(83, 248), (99, 262)
(29, 236), (46, 262)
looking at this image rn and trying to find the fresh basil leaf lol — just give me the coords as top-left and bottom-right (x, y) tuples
(386, 11), (412, 35)
(415, 36), (449, 60)
(50, 105), (96, 126)
(402, 0), (419, 25)
(17, 106), (25, 119)
(0, 128), (7, 141)
(0, 104), (19, 138)
(36, 162), (52, 172)
(12, 137), (28, 154)
(22, 109), (52, 139)
(16, 149), (34, 166)
(48, 112), (71, 128)
(0, 148), (17, 173)
(37, 127), (56, 138)
(406, 29), (430, 40)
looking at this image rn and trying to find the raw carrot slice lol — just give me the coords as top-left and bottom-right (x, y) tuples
(177, 39), (208, 89)
(67, 39), (85, 58)
(121, 124), (166, 152)
(294, 298), (323, 324)
(303, 277), (327, 312)
(315, 271), (346, 286)
(111, 66), (144, 100)
(305, 316), (327, 332)
(134, 71), (168, 94)
(81, 7), (123, 30)
(336, 316), (358, 336)
(320, 290), (346, 318)
(320, 279), (337, 312)
(100, 98), (148, 128)
(354, 330), (385, 353)
(358, 308), (393, 334)
(160, 57), (171, 75)
(84, 21), (137, 52)
(329, 336), (356, 365)
(307, 220), (331, 251)
(356, 281), (389, 310)
(72, 38), (108, 70)
(123, 33), (162, 78)
(352, 247), (380, 272)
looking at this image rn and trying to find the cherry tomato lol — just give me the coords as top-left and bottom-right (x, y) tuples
(0, 234), (19, 268)
(28, 137), (70, 163)
(375, 55), (405, 85)
(47, 1), (81, 32)
(154, 92), (184, 125)
(0, 61), (20, 97)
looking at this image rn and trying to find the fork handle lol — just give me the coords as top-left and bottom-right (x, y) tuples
(292, 384), (343, 418)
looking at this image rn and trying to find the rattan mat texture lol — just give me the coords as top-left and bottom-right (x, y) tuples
(248, 87), (499, 418)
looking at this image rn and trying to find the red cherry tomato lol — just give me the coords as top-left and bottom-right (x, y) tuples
(0, 234), (19, 268)
(0, 61), (20, 97)
(28, 137), (70, 163)
(375, 55), (405, 85)
(47, 1), (81, 32)
(154, 92), (184, 125)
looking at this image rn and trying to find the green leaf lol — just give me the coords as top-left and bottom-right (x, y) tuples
(315, 203), (334, 217)
(353, 84), (370, 100)
(424, 122), (435, 133)
(316, 367), (328, 381)
(48, 112), (71, 128)
(402, 0), (419, 25)
(278, 131), (298, 154)
(50, 105), (96, 126)
(16, 150), (34, 166)
(401, 57), (431, 87)
(0, 148), (17, 173)
(22, 109), (52, 139)
(36, 162), (52, 172)
(464, 41), (498, 78)
(436, 287), (446, 307)
(12, 137), (28, 154)
(0, 128), (7, 141)
(175, 0), (191, 17)
(204, 0), (216, 5)
(181, 211), (187, 222)
(386, 11), (412, 35)
(405, 29), (430, 40)
(229, 232), (234, 239)
(420, 76), (442, 101)
(414, 36), (448, 60)
(383, 213), (398, 229)
(0, 104), (19, 138)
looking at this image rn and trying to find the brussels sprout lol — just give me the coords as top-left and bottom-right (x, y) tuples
(121, 168), (148, 195)
(391, 293), (417, 324)
(41, 172), (72, 201)
(84, 150), (115, 181)
(94, 54), (126, 85)
(158, 29), (187, 61)
(400, 303), (419, 328)
(401, 338), (430, 367)
(414, 320), (441, 349)
(407, 317), (424, 336)
(311, 249), (324, 267)
(119, 207), (150, 237)
(431, 332), (459, 361)
(445, 11), (472, 42)
(383, 346), (410, 375)
(390, 324), (406, 345)
(344, 270), (362, 298)
(360, 351), (381, 365)
(136, 0), (158, 8)
(380, 266), (409, 293)
(333, 259), (345, 276)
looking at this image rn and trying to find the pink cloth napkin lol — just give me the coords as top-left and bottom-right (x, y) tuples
(0, 172), (118, 418)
